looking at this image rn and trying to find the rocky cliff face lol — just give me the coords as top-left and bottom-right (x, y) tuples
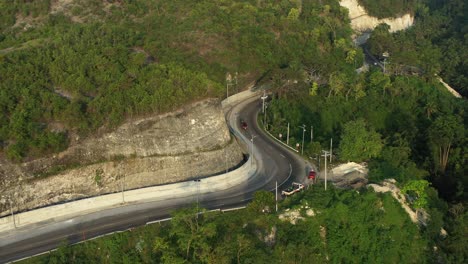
(340, 0), (414, 33)
(0, 99), (244, 216)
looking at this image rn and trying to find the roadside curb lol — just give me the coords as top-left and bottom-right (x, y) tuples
(0, 89), (260, 237)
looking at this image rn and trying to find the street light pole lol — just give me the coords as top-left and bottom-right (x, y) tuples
(121, 174), (125, 204)
(250, 135), (257, 169)
(194, 179), (201, 219)
(225, 147), (228, 173)
(261, 91), (268, 114)
(5, 195), (17, 228)
(11, 200), (16, 228)
(310, 126), (313, 142)
(322, 150), (329, 190)
(287, 123), (290, 145)
(261, 92), (268, 129)
(382, 51), (389, 74)
(235, 72), (238, 93)
(275, 181), (278, 212)
(315, 153), (319, 173)
(299, 124), (306, 155)
(226, 72), (232, 101)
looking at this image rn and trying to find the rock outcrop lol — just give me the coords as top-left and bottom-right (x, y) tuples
(367, 179), (428, 225)
(340, 0), (414, 33)
(0, 99), (244, 216)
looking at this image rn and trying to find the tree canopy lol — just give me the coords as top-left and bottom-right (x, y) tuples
(0, 0), (357, 161)
(22, 186), (437, 263)
(338, 119), (383, 162)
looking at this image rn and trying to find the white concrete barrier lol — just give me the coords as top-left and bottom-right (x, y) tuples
(0, 157), (255, 233)
(0, 86), (260, 235)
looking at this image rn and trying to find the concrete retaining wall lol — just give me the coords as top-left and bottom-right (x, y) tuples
(0, 88), (260, 234)
(0, 156), (255, 233)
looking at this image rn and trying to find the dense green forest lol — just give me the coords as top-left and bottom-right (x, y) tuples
(1, 0), (467, 262)
(22, 186), (460, 263)
(364, 0), (467, 97)
(0, 0), (355, 161)
(266, 70), (465, 200)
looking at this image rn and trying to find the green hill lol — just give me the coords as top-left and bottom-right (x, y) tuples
(0, 0), (356, 161)
(1, 1), (466, 262)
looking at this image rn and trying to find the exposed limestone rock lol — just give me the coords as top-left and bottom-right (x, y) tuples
(306, 208), (315, 216)
(340, 0), (414, 33)
(22, 99), (232, 175)
(279, 209), (304, 225)
(367, 179), (428, 225)
(329, 162), (368, 189)
(262, 226), (277, 247)
(0, 99), (244, 217)
(437, 77), (462, 98)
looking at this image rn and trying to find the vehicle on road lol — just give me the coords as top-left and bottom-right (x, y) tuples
(281, 182), (304, 196)
(308, 170), (316, 180)
(240, 119), (248, 130)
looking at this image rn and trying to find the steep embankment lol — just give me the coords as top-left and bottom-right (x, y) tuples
(340, 0), (414, 33)
(0, 99), (244, 217)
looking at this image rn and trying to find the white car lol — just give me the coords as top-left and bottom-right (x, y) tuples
(281, 182), (304, 196)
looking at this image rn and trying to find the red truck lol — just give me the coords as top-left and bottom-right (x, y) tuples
(308, 170), (316, 180)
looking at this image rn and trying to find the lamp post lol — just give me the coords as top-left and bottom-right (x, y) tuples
(194, 179), (201, 219)
(2, 195), (16, 228)
(225, 147), (228, 173)
(382, 51), (389, 74)
(250, 135), (257, 169)
(275, 181), (278, 212)
(321, 150), (329, 190)
(318, 153), (321, 171)
(310, 126), (313, 142)
(121, 175), (125, 204)
(299, 124), (306, 155)
(261, 91), (268, 114)
(261, 91), (268, 129)
(226, 72), (232, 101)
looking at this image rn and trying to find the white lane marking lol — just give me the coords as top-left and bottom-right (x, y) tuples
(280, 154), (285, 158)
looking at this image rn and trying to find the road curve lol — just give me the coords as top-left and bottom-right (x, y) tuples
(0, 94), (306, 263)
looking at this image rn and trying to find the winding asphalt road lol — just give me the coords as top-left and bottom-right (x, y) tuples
(0, 94), (308, 263)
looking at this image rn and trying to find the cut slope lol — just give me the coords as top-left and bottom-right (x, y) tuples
(0, 99), (244, 216)
(340, 0), (414, 33)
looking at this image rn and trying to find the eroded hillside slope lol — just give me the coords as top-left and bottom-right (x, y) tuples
(0, 99), (244, 216)
(340, 0), (414, 32)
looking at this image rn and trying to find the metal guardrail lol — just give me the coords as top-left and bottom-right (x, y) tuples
(221, 206), (246, 212)
(263, 128), (299, 153)
(146, 217), (172, 225)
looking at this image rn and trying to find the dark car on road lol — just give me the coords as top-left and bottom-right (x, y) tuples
(240, 119), (247, 130)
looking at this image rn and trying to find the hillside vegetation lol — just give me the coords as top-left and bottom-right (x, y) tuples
(20, 187), (434, 263)
(356, 0), (467, 97)
(0, 0), (356, 161)
(366, 0), (468, 97)
(1, 0), (466, 262)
